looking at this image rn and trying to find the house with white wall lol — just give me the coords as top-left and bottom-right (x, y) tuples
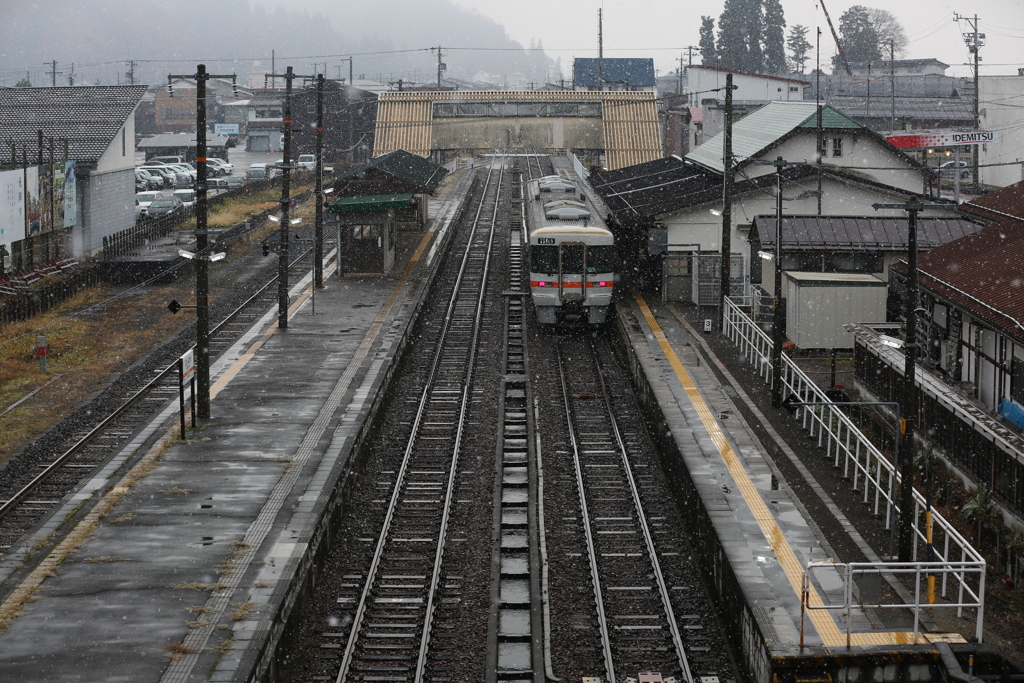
(686, 66), (809, 107)
(979, 75), (1024, 188)
(0, 85), (147, 265)
(590, 101), (959, 303)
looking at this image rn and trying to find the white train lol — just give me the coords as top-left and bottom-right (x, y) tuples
(524, 172), (615, 326)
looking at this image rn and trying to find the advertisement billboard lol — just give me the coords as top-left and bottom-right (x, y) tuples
(64, 161), (77, 228)
(885, 130), (999, 149)
(214, 123), (240, 136)
(0, 169), (26, 248)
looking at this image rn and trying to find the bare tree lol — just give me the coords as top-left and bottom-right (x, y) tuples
(868, 8), (907, 58)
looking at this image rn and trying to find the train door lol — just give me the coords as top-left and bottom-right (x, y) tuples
(559, 243), (585, 302)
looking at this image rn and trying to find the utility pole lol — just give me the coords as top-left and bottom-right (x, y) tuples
(816, 28), (823, 216)
(598, 9), (604, 92)
(956, 13), (984, 189)
(872, 197), (947, 562)
(719, 73), (735, 330)
(66, 63), (76, 87)
(433, 47), (446, 89)
(46, 60), (61, 87)
(677, 54), (684, 95)
(166, 65), (238, 420)
(265, 66), (316, 329)
(890, 40), (896, 133)
(125, 60), (137, 85)
(315, 73), (325, 290)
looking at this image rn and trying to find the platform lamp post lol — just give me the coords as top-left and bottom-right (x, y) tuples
(872, 197), (947, 562)
(314, 73), (325, 289)
(167, 65), (237, 420)
(265, 66), (316, 328)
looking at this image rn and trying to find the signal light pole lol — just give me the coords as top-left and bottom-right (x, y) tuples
(167, 64), (237, 419)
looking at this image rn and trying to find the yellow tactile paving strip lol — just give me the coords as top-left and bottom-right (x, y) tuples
(630, 289), (937, 648)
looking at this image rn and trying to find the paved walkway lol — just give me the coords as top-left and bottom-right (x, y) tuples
(0, 170), (474, 682)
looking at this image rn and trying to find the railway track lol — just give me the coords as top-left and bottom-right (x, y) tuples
(329, 157), (509, 682)
(0, 243), (321, 550)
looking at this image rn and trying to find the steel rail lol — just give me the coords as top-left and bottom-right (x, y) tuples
(335, 157), (504, 682)
(0, 246), (318, 525)
(590, 339), (695, 683)
(414, 156), (505, 681)
(556, 342), (616, 682)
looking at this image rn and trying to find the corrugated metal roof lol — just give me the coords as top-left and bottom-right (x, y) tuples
(686, 101), (860, 173)
(912, 219), (1024, 335)
(826, 96), (973, 123)
(574, 58), (656, 87)
(328, 193), (414, 213)
(137, 133), (230, 149)
(373, 90), (661, 170)
(754, 215), (982, 251)
(0, 85), (147, 164)
(589, 156), (720, 217)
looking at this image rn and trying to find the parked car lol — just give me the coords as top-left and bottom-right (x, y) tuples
(167, 163), (197, 182)
(223, 176), (246, 189)
(145, 195), (184, 217)
(247, 163), (270, 179)
(297, 154), (315, 171)
(940, 160), (970, 179)
(149, 155), (185, 165)
(140, 165), (178, 187)
(207, 158), (233, 175)
(136, 168), (168, 189)
(173, 189), (196, 208)
(135, 198), (142, 221)
(136, 191), (162, 216)
(207, 177), (231, 194)
(135, 171), (152, 192)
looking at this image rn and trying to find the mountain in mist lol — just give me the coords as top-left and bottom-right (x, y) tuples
(0, 0), (558, 87)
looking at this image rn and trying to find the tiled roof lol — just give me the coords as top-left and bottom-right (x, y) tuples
(911, 219), (1024, 335)
(331, 149), (448, 194)
(688, 65), (812, 85)
(825, 96), (973, 123)
(590, 155), (927, 222)
(0, 85), (147, 164)
(959, 180), (1024, 223)
(574, 58), (656, 88)
(137, 133), (230, 149)
(589, 156), (721, 218)
(754, 215), (982, 251)
(328, 193), (414, 213)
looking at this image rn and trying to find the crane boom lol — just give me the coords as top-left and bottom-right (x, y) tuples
(818, 0), (853, 76)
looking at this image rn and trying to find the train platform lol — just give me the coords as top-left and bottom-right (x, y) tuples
(614, 288), (982, 682)
(0, 169), (475, 682)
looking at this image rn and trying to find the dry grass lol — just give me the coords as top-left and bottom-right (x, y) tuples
(164, 642), (198, 659)
(160, 486), (191, 495)
(109, 514), (135, 524)
(83, 556), (129, 563)
(172, 582), (229, 592)
(229, 601), (256, 621)
(184, 619), (208, 629)
(0, 285), (188, 466)
(253, 582), (271, 588)
(229, 540), (252, 548)
(185, 605), (212, 614)
(211, 637), (233, 654)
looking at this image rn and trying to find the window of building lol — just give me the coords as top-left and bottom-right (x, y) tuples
(832, 137), (843, 157)
(789, 86), (800, 92)
(1012, 356), (1024, 404)
(122, 128), (126, 156)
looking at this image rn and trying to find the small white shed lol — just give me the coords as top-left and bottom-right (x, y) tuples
(784, 272), (887, 350)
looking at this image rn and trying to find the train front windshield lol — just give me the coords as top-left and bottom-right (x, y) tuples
(530, 244), (613, 275)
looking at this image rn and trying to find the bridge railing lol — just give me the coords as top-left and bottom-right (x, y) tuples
(723, 295), (986, 643)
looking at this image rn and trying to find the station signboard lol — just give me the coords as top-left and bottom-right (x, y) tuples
(214, 123), (240, 136)
(885, 130), (999, 149)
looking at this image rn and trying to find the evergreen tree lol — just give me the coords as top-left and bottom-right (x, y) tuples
(762, 0), (787, 74)
(15, 75), (32, 87)
(718, 0), (757, 72)
(787, 24), (812, 73)
(699, 16), (718, 67)
(838, 5), (883, 64)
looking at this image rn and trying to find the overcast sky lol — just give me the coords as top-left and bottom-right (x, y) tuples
(451, 0), (1024, 79)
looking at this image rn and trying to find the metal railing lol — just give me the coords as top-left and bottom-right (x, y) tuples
(723, 295), (986, 643)
(802, 560), (986, 648)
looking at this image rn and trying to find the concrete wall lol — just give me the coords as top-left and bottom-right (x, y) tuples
(95, 117), (136, 174)
(979, 76), (1024, 188)
(687, 67), (807, 106)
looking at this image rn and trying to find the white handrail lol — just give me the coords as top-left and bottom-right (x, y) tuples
(724, 296), (986, 642)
